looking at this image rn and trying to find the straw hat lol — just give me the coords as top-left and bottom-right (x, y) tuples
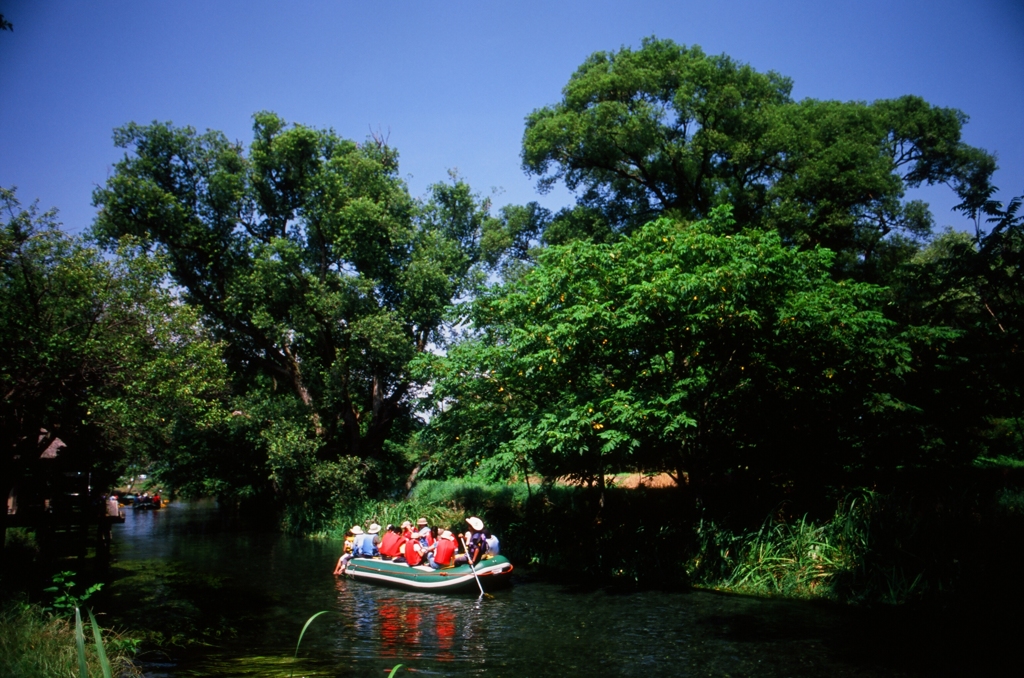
(416, 517), (429, 526)
(440, 530), (455, 541)
(368, 523), (381, 534)
(400, 520), (413, 530)
(350, 525), (364, 535)
(466, 516), (484, 531)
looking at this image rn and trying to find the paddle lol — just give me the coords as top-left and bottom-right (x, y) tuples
(459, 535), (488, 598)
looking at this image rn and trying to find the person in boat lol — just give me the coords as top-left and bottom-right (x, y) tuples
(417, 526), (435, 552)
(353, 523), (381, 558)
(334, 525), (359, 575)
(455, 516), (488, 565)
(378, 524), (403, 559)
(427, 530), (458, 569)
(485, 531), (500, 558)
(397, 530), (425, 566)
(415, 517), (434, 547)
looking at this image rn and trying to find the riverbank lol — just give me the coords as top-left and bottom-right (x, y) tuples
(315, 469), (1024, 610)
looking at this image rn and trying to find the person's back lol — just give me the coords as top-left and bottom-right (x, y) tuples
(379, 528), (402, 558)
(404, 536), (424, 566)
(430, 531), (457, 569)
(353, 532), (378, 557)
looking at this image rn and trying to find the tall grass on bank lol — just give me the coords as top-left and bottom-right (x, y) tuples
(686, 490), (996, 604)
(686, 503), (870, 601)
(694, 516), (850, 598)
(0, 601), (138, 678)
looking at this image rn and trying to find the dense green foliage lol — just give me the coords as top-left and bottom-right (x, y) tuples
(422, 207), (957, 491)
(91, 114), (513, 511)
(522, 38), (995, 280)
(0, 187), (226, 517)
(419, 38), (1021, 503)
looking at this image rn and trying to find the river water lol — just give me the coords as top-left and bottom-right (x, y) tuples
(106, 500), (956, 677)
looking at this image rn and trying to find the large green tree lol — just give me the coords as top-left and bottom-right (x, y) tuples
(423, 207), (932, 495)
(522, 38), (995, 279)
(92, 113), (504, 501)
(1, 187), (227, 545)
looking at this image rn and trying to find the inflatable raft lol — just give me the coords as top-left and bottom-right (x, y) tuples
(344, 555), (513, 593)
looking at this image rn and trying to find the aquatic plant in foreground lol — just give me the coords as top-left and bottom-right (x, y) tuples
(0, 601), (138, 678)
(290, 610), (408, 678)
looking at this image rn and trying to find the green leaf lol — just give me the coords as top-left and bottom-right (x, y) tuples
(75, 607), (89, 678)
(88, 609), (114, 678)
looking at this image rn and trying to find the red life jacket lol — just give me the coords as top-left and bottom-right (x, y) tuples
(433, 538), (456, 566)
(379, 531), (401, 557)
(404, 537), (423, 567)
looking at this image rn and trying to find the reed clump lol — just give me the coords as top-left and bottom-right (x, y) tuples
(689, 513), (855, 600)
(686, 490), (972, 604)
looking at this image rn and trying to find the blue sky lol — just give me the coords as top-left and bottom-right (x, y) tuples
(1, 1), (1021, 236)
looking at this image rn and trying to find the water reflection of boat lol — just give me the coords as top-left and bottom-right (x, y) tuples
(345, 555), (513, 593)
(376, 597), (459, 662)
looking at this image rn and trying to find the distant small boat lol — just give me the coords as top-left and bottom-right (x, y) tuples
(344, 555), (513, 593)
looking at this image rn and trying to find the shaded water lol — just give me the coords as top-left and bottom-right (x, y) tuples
(108, 501), (941, 677)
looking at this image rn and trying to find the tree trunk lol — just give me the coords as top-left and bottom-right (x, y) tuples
(521, 459), (533, 501)
(404, 464), (421, 497)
